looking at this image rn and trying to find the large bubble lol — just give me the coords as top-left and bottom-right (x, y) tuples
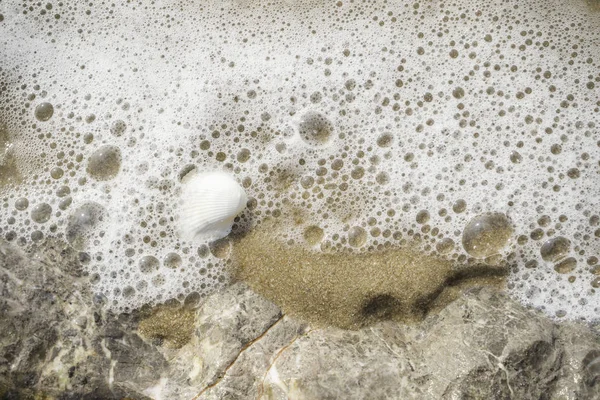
(87, 145), (122, 181)
(462, 213), (513, 259)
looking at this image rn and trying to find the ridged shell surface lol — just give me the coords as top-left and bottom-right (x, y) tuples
(179, 171), (248, 242)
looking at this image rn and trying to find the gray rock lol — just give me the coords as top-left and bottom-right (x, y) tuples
(0, 239), (162, 399)
(249, 288), (600, 400)
(156, 282), (287, 400)
(2, 239), (600, 400)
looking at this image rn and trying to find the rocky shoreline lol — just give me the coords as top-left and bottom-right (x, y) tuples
(1, 239), (599, 399)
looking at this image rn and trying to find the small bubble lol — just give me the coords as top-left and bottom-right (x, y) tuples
(123, 286), (136, 298)
(31, 230), (44, 242)
(375, 172), (389, 185)
(376, 133), (394, 148)
(59, 196), (72, 210)
(236, 148), (251, 163)
(34, 102), (54, 121)
(351, 166), (365, 180)
(567, 168), (580, 179)
(209, 238), (231, 259)
(509, 151), (522, 164)
(416, 210), (430, 224)
(139, 256), (160, 274)
(452, 199), (467, 213)
(87, 145), (122, 180)
(530, 228), (544, 240)
(31, 203), (52, 223)
(14, 197), (29, 210)
(452, 87), (465, 99)
(436, 238), (455, 254)
(56, 185), (70, 197)
(540, 236), (570, 262)
(525, 260), (538, 269)
(50, 167), (64, 179)
(554, 257), (577, 274)
(300, 176), (314, 189)
(164, 252), (182, 268)
(348, 226), (367, 248)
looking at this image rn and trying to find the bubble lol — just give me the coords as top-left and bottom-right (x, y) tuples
(298, 111), (333, 147)
(554, 257), (577, 274)
(110, 120), (127, 136)
(83, 133), (94, 144)
(56, 185), (70, 197)
(331, 159), (344, 171)
(375, 172), (389, 185)
(452, 199), (467, 213)
(436, 238), (455, 254)
(530, 228), (544, 240)
(59, 196), (72, 210)
(525, 260), (539, 269)
(31, 203), (52, 224)
(31, 230), (44, 242)
(50, 167), (64, 179)
(567, 168), (580, 179)
(123, 286), (136, 298)
(236, 148), (251, 163)
(461, 213), (513, 258)
(197, 244), (210, 258)
(376, 133), (393, 148)
(351, 166), (365, 180)
(300, 176), (315, 188)
(87, 145), (122, 180)
(164, 252), (182, 269)
(209, 238), (231, 259)
(139, 256), (160, 274)
(416, 210), (430, 224)
(509, 151), (522, 164)
(303, 225), (324, 245)
(540, 236), (570, 262)
(14, 197), (29, 210)
(65, 202), (107, 250)
(452, 87), (465, 99)
(34, 102), (54, 121)
(551, 144), (562, 155)
(348, 226), (367, 248)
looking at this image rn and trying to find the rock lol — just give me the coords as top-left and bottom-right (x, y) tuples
(199, 317), (308, 400)
(0, 239), (163, 399)
(247, 288), (600, 400)
(154, 282), (286, 400)
(1, 239), (600, 400)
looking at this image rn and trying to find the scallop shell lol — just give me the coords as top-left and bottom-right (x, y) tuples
(179, 171), (248, 242)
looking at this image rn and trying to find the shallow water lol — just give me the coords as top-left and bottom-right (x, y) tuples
(0, 0), (598, 323)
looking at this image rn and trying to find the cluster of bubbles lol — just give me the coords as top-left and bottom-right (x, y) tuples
(0, 0), (598, 320)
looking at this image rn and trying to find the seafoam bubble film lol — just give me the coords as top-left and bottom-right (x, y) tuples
(0, 0), (598, 318)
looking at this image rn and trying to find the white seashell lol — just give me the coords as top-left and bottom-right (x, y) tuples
(179, 171), (248, 242)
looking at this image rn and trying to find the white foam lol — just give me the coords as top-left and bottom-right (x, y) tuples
(0, 0), (598, 320)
